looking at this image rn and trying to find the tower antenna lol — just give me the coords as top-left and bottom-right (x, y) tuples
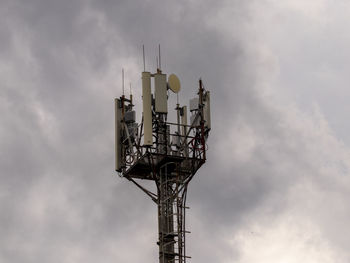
(114, 50), (211, 263)
(143, 45), (146, 72)
(122, 68), (125, 96)
(130, 82), (132, 104)
(158, 44), (161, 70)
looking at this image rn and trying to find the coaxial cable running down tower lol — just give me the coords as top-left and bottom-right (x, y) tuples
(115, 51), (211, 263)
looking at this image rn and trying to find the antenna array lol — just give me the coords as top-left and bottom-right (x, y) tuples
(115, 48), (211, 263)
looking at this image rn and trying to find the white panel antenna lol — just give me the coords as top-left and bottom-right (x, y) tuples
(189, 98), (199, 111)
(180, 106), (187, 137)
(181, 105), (188, 156)
(115, 98), (122, 171)
(204, 91), (211, 129)
(154, 73), (168, 113)
(142, 72), (153, 145)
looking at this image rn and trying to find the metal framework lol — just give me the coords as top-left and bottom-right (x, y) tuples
(115, 69), (210, 263)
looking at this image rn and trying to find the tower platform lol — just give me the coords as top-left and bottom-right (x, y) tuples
(123, 152), (205, 180)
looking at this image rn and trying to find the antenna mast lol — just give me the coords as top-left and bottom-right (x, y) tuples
(114, 51), (211, 263)
(159, 44), (161, 70)
(122, 68), (125, 96)
(143, 45), (146, 71)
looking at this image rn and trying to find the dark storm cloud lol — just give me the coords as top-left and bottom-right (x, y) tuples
(1, 0), (350, 262)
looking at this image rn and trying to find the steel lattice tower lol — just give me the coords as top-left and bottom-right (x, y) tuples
(115, 62), (210, 263)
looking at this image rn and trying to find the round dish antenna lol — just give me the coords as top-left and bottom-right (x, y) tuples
(168, 74), (181, 93)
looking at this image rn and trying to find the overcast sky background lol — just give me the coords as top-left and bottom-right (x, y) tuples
(2, 0), (350, 262)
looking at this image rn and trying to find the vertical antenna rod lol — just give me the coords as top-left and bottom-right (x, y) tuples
(158, 44), (161, 70)
(143, 45), (146, 72)
(122, 68), (125, 96)
(130, 83), (132, 104)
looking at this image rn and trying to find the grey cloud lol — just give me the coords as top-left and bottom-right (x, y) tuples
(1, 0), (350, 262)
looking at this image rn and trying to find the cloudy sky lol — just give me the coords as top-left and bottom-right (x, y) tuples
(2, 0), (350, 262)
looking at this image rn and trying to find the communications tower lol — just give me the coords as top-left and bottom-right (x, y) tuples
(115, 51), (211, 263)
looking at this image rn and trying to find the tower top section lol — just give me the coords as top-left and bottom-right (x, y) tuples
(115, 66), (210, 177)
(114, 51), (211, 263)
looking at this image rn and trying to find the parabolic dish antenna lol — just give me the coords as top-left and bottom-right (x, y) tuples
(168, 74), (181, 93)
